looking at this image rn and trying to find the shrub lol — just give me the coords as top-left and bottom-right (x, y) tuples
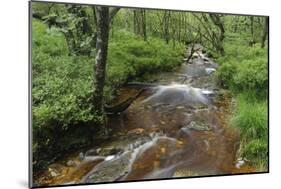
(216, 61), (237, 88)
(104, 30), (184, 100)
(32, 19), (68, 56)
(233, 59), (268, 97)
(217, 43), (268, 98)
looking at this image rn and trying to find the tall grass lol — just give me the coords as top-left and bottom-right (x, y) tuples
(231, 93), (268, 171)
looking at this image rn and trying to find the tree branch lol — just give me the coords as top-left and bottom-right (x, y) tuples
(109, 7), (120, 22)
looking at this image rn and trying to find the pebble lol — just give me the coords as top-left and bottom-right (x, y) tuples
(176, 106), (185, 109)
(66, 160), (75, 167)
(96, 148), (102, 154)
(78, 152), (84, 161)
(50, 170), (59, 177)
(235, 158), (245, 168)
(160, 121), (166, 125)
(160, 147), (166, 154)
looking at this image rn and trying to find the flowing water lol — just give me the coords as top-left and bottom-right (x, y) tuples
(34, 45), (256, 187)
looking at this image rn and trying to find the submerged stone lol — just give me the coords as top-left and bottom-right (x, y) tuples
(173, 169), (199, 177)
(83, 152), (133, 183)
(184, 121), (212, 131)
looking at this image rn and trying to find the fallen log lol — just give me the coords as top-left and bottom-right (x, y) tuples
(105, 89), (145, 114)
(125, 82), (158, 88)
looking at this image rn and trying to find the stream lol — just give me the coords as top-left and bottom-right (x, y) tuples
(34, 44), (256, 186)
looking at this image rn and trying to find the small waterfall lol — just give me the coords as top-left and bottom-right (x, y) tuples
(142, 84), (211, 106)
(122, 134), (178, 178)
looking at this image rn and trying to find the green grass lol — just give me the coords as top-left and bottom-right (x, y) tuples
(231, 93), (268, 171)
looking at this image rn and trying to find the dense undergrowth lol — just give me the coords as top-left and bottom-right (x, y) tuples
(32, 19), (184, 169)
(216, 41), (268, 171)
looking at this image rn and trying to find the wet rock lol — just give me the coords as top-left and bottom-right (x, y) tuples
(78, 152), (84, 161)
(84, 134), (151, 159)
(205, 68), (216, 75)
(83, 152), (133, 183)
(96, 148), (102, 154)
(194, 58), (205, 65)
(160, 120), (166, 125)
(85, 146), (123, 157)
(203, 57), (210, 62)
(235, 157), (247, 168)
(48, 168), (59, 177)
(187, 121), (212, 131)
(176, 106), (185, 110)
(85, 149), (97, 157)
(128, 128), (145, 135)
(50, 171), (58, 177)
(173, 169), (199, 177)
(97, 147), (123, 156)
(66, 160), (75, 167)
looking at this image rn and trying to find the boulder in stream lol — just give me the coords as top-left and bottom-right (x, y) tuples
(82, 152), (133, 183)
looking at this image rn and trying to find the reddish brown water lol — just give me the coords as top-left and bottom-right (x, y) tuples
(108, 87), (248, 181)
(34, 50), (256, 187)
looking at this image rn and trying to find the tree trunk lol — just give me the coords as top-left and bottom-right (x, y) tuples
(93, 7), (110, 129)
(133, 10), (137, 34)
(233, 16), (239, 33)
(163, 11), (170, 44)
(92, 7), (98, 27)
(64, 31), (76, 56)
(133, 10), (141, 35)
(250, 17), (255, 45)
(92, 7), (120, 131)
(141, 10), (147, 41)
(261, 17), (269, 48)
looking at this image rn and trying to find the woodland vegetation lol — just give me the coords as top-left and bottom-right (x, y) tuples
(32, 2), (268, 172)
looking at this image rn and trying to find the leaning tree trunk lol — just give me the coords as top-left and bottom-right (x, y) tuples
(261, 17), (269, 48)
(93, 7), (110, 129)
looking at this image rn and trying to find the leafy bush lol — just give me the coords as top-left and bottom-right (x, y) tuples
(216, 61), (237, 88)
(233, 59), (268, 96)
(217, 43), (268, 97)
(32, 20), (99, 169)
(32, 19), (68, 56)
(105, 30), (184, 100)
